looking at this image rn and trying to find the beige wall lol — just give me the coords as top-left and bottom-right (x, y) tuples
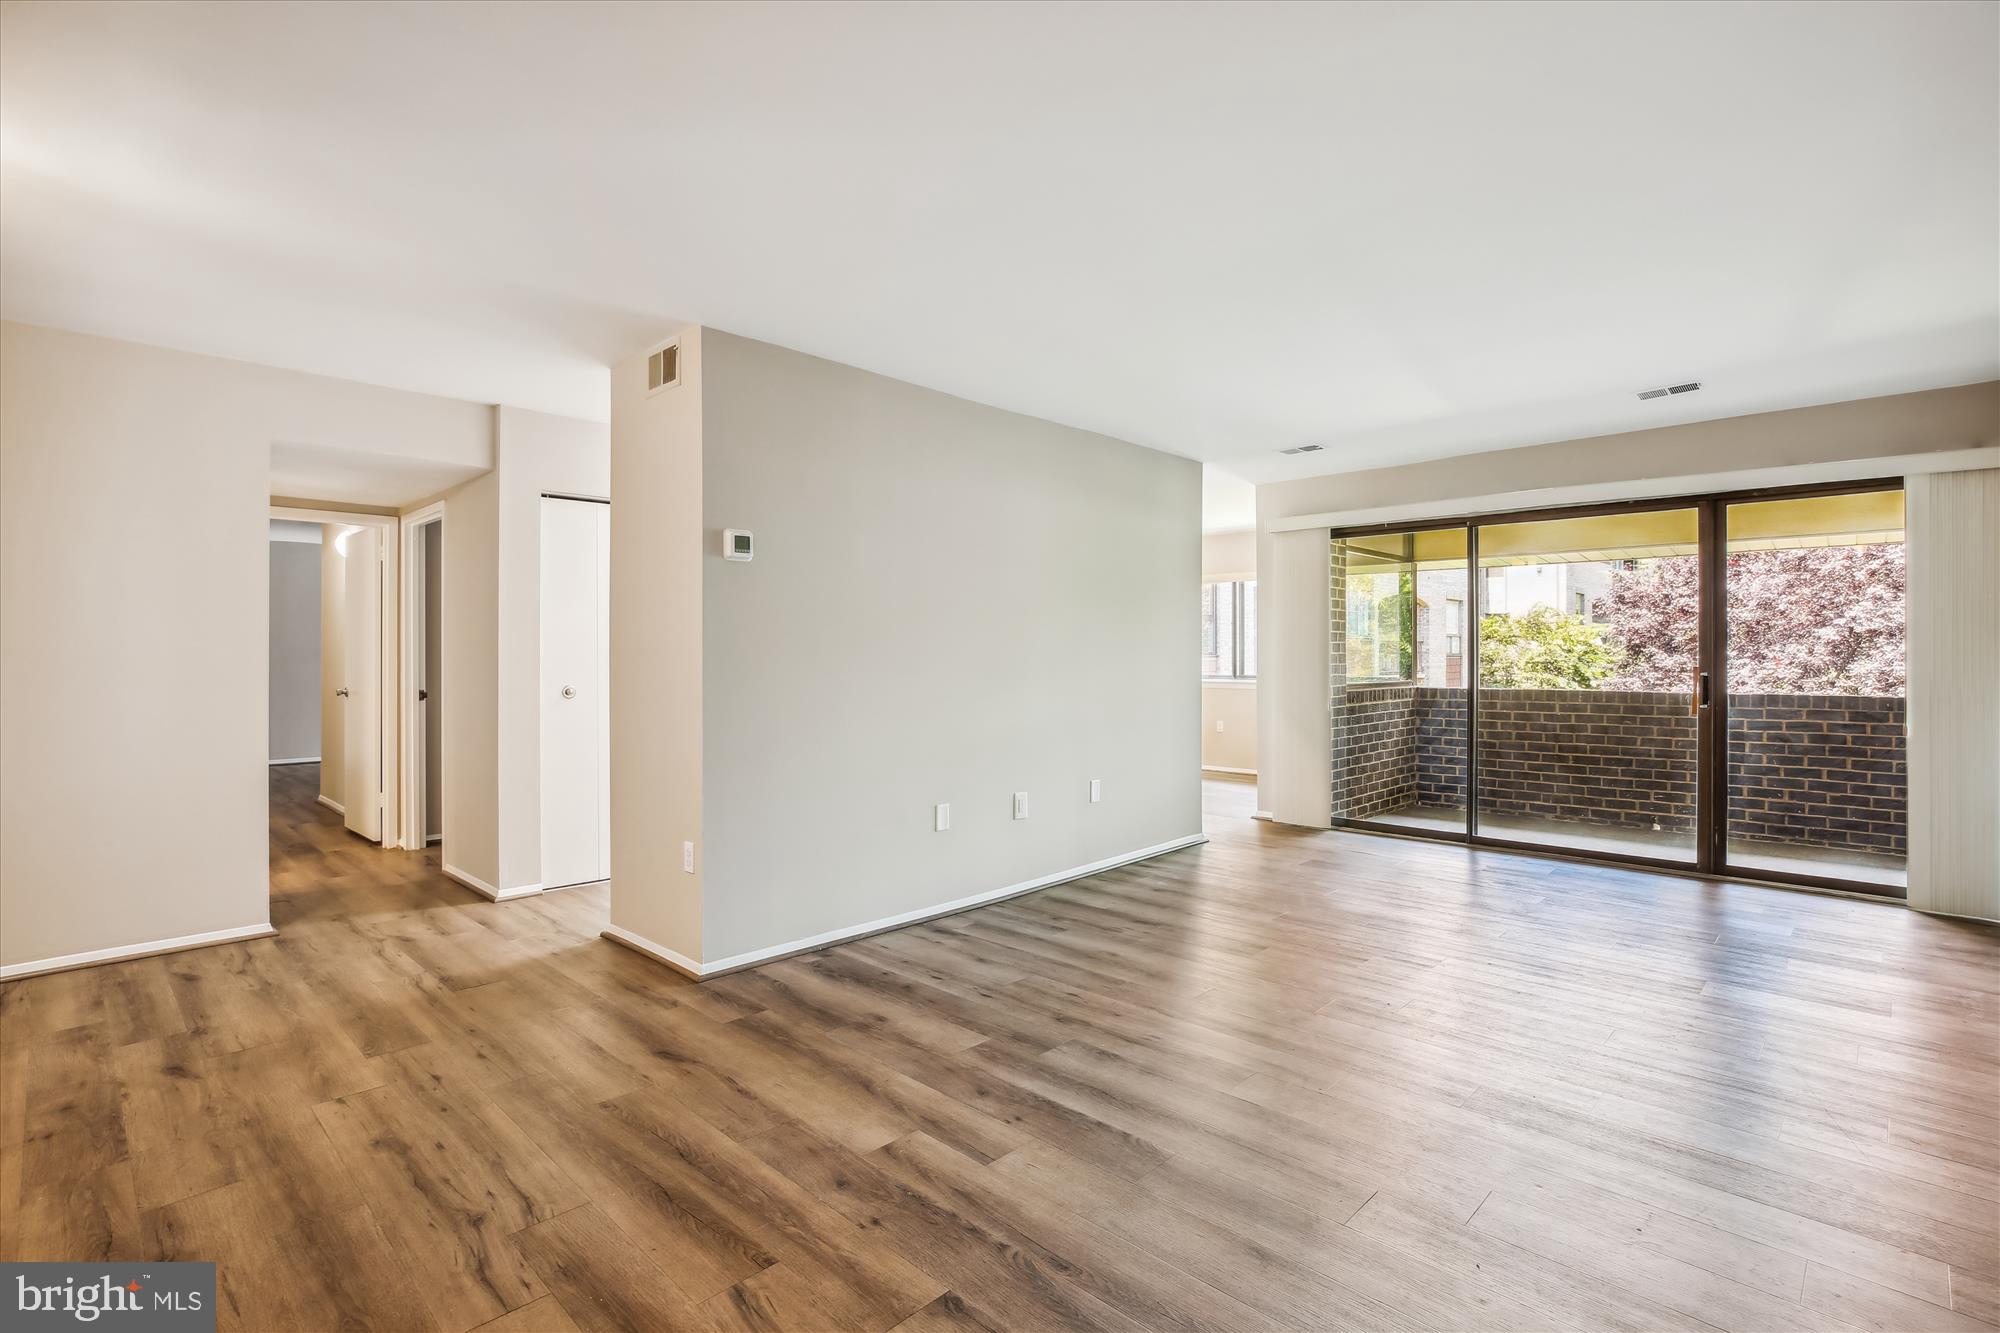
(607, 328), (1201, 969)
(609, 329), (706, 961)
(0, 320), (492, 972)
(1256, 382), (2000, 819)
(440, 467), (501, 889)
(1202, 529), (1254, 581)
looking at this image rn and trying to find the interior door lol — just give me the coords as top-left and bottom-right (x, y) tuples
(343, 525), (384, 841)
(540, 497), (610, 888)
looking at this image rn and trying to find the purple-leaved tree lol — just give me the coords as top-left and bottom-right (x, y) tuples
(1597, 545), (1905, 694)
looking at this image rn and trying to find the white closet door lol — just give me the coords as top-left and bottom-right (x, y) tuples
(342, 526), (384, 841)
(541, 498), (610, 888)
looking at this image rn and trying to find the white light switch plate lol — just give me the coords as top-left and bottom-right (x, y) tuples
(935, 803), (951, 831)
(1089, 779), (1101, 803)
(1012, 792), (1028, 820)
(682, 841), (695, 873)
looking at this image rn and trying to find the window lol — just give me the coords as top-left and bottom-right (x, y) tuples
(1444, 598), (1463, 657)
(1203, 580), (1257, 679)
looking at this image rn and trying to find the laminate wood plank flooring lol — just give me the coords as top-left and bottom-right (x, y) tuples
(1, 763), (1994, 1331)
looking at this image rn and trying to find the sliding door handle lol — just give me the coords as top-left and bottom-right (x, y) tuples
(1691, 671), (1711, 714)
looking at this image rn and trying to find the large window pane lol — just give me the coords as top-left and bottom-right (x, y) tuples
(1331, 528), (1468, 832)
(1475, 507), (1700, 863)
(1725, 490), (1906, 888)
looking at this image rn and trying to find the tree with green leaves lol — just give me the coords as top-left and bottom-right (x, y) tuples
(1479, 606), (1618, 689)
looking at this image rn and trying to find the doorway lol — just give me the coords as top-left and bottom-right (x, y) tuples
(401, 505), (446, 851)
(268, 504), (403, 857)
(1329, 480), (1908, 896)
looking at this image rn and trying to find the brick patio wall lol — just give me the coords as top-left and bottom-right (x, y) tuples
(1331, 686), (1905, 854)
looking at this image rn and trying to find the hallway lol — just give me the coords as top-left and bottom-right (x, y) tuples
(0, 769), (1994, 1331)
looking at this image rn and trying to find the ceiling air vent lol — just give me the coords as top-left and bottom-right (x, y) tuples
(1279, 443), (1325, 455)
(1637, 380), (1701, 401)
(646, 342), (680, 395)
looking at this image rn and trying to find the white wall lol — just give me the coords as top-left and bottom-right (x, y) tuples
(1906, 468), (2000, 921)
(268, 535), (322, 762)
(1255, 382), (2000, 821)
(608, 328), (1202, 971)
(0, 320), (490, 973)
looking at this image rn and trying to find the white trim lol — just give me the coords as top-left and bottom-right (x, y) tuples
(317, 793), (346, 815)
(399, 501), (446, 852)
(1201, 678), (1258, 689)
(426, 834), (443, 845)
(443, 863), (542, 901)
(605, 834), (1208, 981)
(1202, 765), (1258, 775)
(1253, 810), (1275, 821)
(1264, 446), (2000, 534)
(270, 755), (321, 765)
(1, 922), (277, 981)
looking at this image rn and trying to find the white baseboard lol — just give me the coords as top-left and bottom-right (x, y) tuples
(1254, 810), (1275, 821)
(316, 794), (346, 815)
(604, 832), (1208, 981)
(601, 925), (704, 980)
(271, 756), (322, 766)
(1202, 765), (1257, 776)
(426, 834), (443, 845)
(443, 864), (542, 901)
(1, 922), (278, 981)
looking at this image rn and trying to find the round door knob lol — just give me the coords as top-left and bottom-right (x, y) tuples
(561, 686), (576, 699)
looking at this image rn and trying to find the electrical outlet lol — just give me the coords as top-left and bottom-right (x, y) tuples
(1089, 779), (1102, 803)
(682, 841), (695, 873)
(935, 802), (951, 832)
(1215, 719), (1225, 732)
(1012, 792), (1028, 820)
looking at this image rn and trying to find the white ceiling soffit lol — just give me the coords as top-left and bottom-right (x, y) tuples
(3, 3), (1995, 484)
(269, 441), (486, 509)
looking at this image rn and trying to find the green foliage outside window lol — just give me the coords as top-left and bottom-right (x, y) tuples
(1478, 607), (1617, 689)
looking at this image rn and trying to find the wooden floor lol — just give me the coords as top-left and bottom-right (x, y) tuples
(3, 766), (1996, 1332)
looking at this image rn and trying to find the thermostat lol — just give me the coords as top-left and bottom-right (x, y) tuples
(723, 529), (754, 561)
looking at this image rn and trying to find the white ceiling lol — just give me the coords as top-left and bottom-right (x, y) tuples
(3, 2), (1994, 487)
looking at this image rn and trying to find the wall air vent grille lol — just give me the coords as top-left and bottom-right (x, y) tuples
(1279, 443), (1325, 455)
(647, 342), (680, 395)
(1637, 381), (1701, 401)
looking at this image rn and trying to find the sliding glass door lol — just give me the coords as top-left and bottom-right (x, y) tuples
(1474, 507), (1702, 865)
(1328, 481), (1907, 896)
